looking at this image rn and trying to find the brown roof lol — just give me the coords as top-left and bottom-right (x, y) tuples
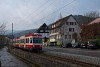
(51, 15), (73, 30)
(88, 18), (100, 25)
(37, 23), (50, 33)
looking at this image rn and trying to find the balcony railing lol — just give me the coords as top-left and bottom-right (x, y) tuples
(50, 32), (59, 36)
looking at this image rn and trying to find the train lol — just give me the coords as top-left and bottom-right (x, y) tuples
(13, 33), (43, 51)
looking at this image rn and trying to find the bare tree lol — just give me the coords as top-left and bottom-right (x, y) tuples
(84, 11), (100, 18)
(0, 23), (6, 35)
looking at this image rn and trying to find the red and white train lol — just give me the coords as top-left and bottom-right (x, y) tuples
(13, 33), (42, 51)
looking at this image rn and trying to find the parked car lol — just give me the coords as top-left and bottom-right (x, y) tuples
(61, 44), (66, 48)
(87, 42), (99, 49)
(72, 42), (81, 48)
(80, 42), (88, 48)
(66, 43), (72, 48)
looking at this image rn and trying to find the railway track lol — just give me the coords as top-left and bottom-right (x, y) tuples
(9, 48), (100, 67)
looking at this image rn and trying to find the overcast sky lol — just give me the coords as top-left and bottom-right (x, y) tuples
(0, 0), (100, 30)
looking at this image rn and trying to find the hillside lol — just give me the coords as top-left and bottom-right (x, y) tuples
(7, 29), (37, 38)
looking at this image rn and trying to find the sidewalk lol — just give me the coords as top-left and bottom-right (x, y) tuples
(0, 47), (30, 67)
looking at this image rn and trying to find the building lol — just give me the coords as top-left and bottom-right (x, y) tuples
(0, 35), (9, 45)
(36, 23), (50, 45)
(50, 15), (81, 46)
(81, 17), (100, 39)
(88, 18), (100, 24)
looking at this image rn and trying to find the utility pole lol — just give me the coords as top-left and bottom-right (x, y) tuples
(12, 23), (13, 48)
(12, 23), (13, 39)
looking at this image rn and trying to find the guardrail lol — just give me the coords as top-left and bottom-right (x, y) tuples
(9, 48), (100, 67)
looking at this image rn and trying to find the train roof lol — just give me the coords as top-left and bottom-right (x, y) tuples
(25, 33), (42, 37)
(14, 33), (42, 39)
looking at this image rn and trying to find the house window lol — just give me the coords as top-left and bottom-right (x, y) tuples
(69, 35), (71, 39)
(46, 30), (49, 32)
(65, 35), (67, 39)
(66, 22), (68, 25)
(70, 22), (71, 25)
(72, 22), (73, 25)
(70, 22), (72, 25)
(69, 28), (74, 32)
(70, 22), (74, 25)
(40, 30), (43, 32)
(75, 22), (76, 25)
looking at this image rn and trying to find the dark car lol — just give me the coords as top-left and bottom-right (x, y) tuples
(66, 43), (72, 48)
(72, 42), (81, 48)
(87, 42), (99, 49)
(80, 42), (88, 48)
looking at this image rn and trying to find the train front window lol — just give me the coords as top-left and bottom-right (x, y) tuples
(33, 38), (42, 44)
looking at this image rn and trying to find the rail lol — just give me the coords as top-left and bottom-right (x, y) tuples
(9, 48), (100, 67)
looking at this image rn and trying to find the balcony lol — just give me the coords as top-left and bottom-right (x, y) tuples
(50, 32), (59, 36)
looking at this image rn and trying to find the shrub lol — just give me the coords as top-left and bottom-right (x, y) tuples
(95, 39), (100, 48)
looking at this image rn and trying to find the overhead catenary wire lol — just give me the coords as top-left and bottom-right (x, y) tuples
(25, 0), (77, 28)
(27, 0), (57, 21)
(22, 0), (50, 21)
(15, 0), (50, 26)
(14, 0), (57, 29)
(26, 0), (57, 27)
(12, 0), (77, 38)
(12, 0), (76, 31)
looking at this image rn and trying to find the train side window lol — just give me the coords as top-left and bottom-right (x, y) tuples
(18, 40), (19, 43)
(26, 38), (29, 43)
(20, 39), (22, 43)
(27, 38), (29, 43)
(22, 39), (23, 43)
(30, 38), (32, 43)
(26, 39), (27, 43)
(24, 39), (25, 43)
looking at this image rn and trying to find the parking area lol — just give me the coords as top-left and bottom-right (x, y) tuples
(43, 46), (100, 58)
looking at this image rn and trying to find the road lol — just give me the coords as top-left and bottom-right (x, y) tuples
(0, 47), (30, 67)
(43, 46), (100, 58)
